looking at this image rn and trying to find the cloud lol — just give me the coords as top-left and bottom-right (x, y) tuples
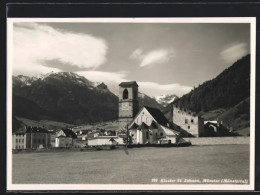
(138, 82), (192, 97)
(76, 71), (191, 97)
(219, 42), (248, 64)
(76, 71), (127, 84)
(130, 48), (175, 67)
(76, 71), (127, 95)
(130, 48), (143, 59)
(13, 23), (107, 76)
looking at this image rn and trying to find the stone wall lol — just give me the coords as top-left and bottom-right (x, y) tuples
(182, 136), (250, 145)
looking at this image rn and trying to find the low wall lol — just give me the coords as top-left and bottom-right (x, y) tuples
(182, 136), (250, 145)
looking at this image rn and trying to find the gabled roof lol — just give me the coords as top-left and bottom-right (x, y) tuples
(119, 81), (138, 87)
(137, 122), (149, 130)
(144, 106), (169, 126)
(62, 129), (77, 138)
(159, 124), (180, 136)
(149, 120), (158, 129)
(129, 122), (138, 129)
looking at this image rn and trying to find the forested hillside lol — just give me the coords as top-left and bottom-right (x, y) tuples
(164, 55), (250, 114)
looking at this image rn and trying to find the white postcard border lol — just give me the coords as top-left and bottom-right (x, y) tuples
(7, 17), (256, 191)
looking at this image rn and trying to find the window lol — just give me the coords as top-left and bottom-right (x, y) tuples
(185, 119), (188, 124)
(22, 139), (24, 143)
(155, 133), (157, 136)
(160, 132), (163, 136)
(16, 146), (18, 149)
(150, 133), (152, 136)
(123, 89), (128, 99)
(38, 139), (41, 143)
(42, 139), (44, 143)
(16, 139), (18, 143)
(18, 139), (20, 143)
(188, 125), (190, 129)
(146, 132), (149, 139)
(191, 119), (194, 123)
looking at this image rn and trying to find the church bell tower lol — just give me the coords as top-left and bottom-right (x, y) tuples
(118, 81), (139, 127)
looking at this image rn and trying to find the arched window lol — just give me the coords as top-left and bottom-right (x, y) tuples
(123, 89), (128, 99)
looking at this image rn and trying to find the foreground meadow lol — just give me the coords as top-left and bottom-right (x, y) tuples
(12, 145), (249, 184)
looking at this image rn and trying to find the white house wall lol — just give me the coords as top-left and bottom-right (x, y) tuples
(130, 107), (156, 126)
(88, 137), (124, 146)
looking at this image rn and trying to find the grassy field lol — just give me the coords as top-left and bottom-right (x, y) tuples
(12, 145), (250, 184)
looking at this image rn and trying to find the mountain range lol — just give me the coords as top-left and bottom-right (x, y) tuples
(153, 94), (178, 107)
(13, 72), (118, 126)
(12, 54), (250, 134)
(12, 72), (162, 131)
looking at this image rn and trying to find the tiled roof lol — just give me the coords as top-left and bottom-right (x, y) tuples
(119, 81), (138, 87)
(144, 106), (169, 126)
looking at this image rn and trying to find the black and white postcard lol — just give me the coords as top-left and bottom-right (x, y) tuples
(7, 17), (255, 191)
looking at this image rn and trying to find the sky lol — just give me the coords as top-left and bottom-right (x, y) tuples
(12, 21), (250, 97)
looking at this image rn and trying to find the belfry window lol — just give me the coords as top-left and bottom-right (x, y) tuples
(123, 89), (128, 99)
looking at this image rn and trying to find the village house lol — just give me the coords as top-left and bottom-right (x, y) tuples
(50, 129), (77, 148)
(172, 105), (205, 137)
(128, 106), (180, 144)
(87, 135), (124, 146)
(12, 130), (27, 149)
(13, 126), (51, 149)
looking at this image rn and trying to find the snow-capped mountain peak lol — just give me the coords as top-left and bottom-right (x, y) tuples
(153, 94), (178, 107)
